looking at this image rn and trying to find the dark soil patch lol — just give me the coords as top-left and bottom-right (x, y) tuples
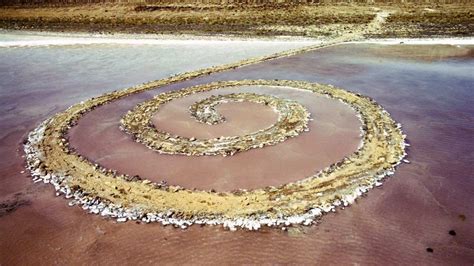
(0, 193), (31, 217)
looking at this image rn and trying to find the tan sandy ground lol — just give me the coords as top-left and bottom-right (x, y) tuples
(1, 3), (471, 38)
(0, 4), (374, 37)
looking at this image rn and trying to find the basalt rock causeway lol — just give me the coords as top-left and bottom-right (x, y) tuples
(23, 78), (407, 231)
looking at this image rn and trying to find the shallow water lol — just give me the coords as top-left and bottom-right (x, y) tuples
(0, 37), (473, 264)
(69, 85), (361, 190)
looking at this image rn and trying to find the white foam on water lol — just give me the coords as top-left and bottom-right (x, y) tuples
(1, 30), (472, 48)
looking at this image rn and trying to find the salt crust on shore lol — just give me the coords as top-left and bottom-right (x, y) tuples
(351, 37), (474, 45)
(0, 30), (320, 47)
(1, 30), (473, 47)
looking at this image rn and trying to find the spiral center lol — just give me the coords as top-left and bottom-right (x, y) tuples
(121, 87), (311, 156)
(153, 98), (278, 139)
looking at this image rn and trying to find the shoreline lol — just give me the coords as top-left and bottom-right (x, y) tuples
(1, 29), (473, 48)
(0, 28), (322, 42)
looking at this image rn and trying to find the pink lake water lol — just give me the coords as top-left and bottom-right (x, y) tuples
(0, 42), (473, 264)
(69, 85), (361, 191)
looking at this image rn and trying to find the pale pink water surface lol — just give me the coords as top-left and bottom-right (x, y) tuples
(69, 85), (361, 191)
(0, 43), (473, 264)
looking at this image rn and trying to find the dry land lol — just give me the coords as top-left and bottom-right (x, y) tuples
(0, 3), (472, 38)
